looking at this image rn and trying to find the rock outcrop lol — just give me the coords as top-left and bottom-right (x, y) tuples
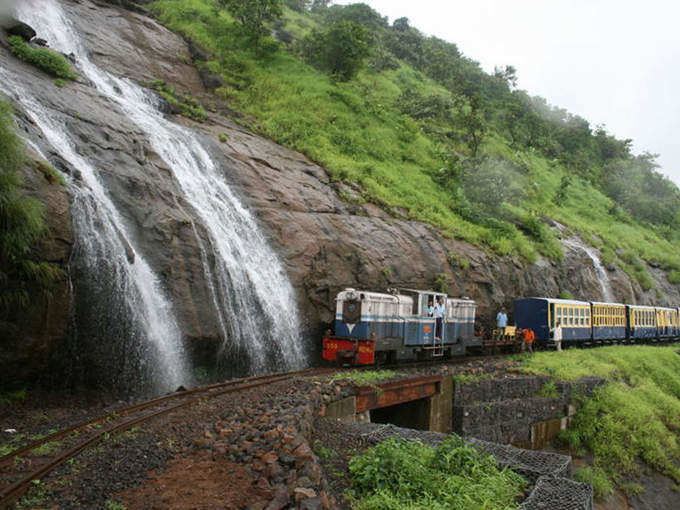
(1, 0), (678, 383)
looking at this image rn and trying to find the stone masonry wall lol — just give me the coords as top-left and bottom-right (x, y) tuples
(453, 376), (605, 445)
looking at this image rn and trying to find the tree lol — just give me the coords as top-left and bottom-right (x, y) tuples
(216, 0), (283, 45)
(299, 21), (372, 81)
(455, 95), (487, 157)
(392, 17), (410, 31)
(324, 3), (388, 31)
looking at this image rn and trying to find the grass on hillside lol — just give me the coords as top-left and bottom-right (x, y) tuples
(149, 0), (680, 277)
(520, 345), (680, 494)
(348, 436), (526, 510)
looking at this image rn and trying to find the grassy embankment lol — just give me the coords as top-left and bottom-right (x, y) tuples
(520, 345), (680, 499)
(148, 0), (680, 292)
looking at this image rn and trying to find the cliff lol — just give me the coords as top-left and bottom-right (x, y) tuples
(1, 0), (677, 385)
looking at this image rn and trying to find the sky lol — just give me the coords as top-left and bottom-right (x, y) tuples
(335, 0), (680, 185)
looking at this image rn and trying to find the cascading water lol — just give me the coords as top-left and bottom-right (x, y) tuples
(0, 74), (190, 393)
(1, 10), (191, 394)
(563, 238), (615, 302)
(17, 0), (306, 373)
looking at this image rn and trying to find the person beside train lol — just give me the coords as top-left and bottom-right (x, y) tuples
(496, 307), (508, 333)
(435, 298), (445, 340)
(551, 320), (563, 352)
(520, 328), (535, 354)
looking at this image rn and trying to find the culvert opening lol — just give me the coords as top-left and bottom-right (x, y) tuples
(369, 397), (431, 431)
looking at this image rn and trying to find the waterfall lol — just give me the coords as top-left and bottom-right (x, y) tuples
(0, 70), (190, 394)
(17, 0), (306, 373)
(563, 238), (615, 302)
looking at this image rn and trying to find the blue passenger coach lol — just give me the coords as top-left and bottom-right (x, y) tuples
(591, 302), (627, 341)
(514, 298), (591, 343)
(627, 305), (657, 339)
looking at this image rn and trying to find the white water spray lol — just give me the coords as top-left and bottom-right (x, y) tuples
(563, 238), (615, 302)
(18, 0), (306, 372)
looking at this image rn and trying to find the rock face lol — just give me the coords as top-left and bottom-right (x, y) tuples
(1, 151), (73, 384)
(1, 0), (679, 384)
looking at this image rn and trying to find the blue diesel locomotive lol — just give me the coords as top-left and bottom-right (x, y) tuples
(323, 288), (477, 365)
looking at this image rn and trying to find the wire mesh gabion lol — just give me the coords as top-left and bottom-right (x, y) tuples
(340, 422), (593, 509)
(466, 438), (571, 482)
(520, 476), (594, 510)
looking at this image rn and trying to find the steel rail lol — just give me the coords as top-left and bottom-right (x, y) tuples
(0, 368), (332, 509)
(0, 367), (320, 469)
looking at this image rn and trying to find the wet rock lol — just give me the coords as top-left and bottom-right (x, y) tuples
(5, 20), (36, 41)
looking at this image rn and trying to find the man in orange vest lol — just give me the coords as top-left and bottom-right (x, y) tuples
(520, 328), (535, 354)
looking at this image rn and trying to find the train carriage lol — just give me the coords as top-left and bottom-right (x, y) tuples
(627, 305), (658, 339)
(514, 298), (591, 343)
(655, 307), (679, 338)
(591, 302), (627, 341)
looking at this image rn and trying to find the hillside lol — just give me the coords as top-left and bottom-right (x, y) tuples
(151, 0), (680, 291)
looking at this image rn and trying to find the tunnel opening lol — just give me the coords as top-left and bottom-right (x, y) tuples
(369, 397), (432, 431)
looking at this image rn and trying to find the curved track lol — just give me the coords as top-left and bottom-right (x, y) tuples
(0, 367), (333, 509)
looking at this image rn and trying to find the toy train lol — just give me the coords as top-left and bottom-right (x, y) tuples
(322, 289), (680, 366)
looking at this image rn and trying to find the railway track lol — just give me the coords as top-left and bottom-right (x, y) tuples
(0, 367), (334, 509)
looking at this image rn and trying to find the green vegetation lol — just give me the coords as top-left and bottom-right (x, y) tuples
(0, 101), (62, 315)
(219, 133), (229, 142)
(35, 160), (65, 185)
(537, 380), (559, 399)
(150, 80), (207, 122)
(332, 369), (395, 386)
(573, 466), (614, 500)
(299, 20), (372, 81)
(149, 0), (680, 279)
(348, 436), (526, 509)
(8, 36), (78, 80)
(105, 500), (127, 510)
(0, 386), (27, 406)
(447, 251), (470, 270)
(452, 373), (493, 385)
(312, 439), (336, 460)
(521, 345), (680, 494)
(558, 290), (574, 300)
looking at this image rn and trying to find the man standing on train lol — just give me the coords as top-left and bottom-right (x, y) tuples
(434, 298), (445, 340)
(496, 307), (508, 333)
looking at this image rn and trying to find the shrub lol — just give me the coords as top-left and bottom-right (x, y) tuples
(8, 36), (77, 80)
(349, 436), (526, 509)
(668, 269), (680, 284)
(150, 80), (207, 122)
(447, 251), (470, 270)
